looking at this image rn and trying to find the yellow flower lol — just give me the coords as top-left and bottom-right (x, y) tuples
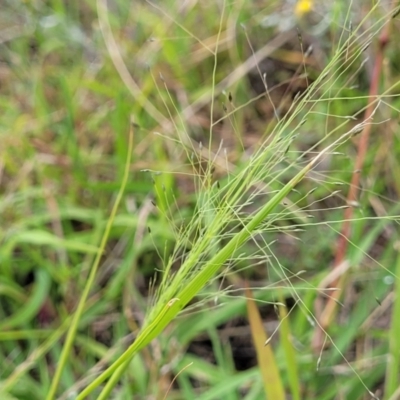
(295, 0), (314, 18)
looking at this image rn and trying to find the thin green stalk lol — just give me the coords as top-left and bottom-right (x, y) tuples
(384, 248), (400, 399)
(45, 127), (134, 400)
(278, 291), (300, 400)
(208, 0), (225, 151)
(97, 362), (128, 400)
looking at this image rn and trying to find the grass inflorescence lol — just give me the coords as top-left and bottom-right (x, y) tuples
(1, 1), (400, 399)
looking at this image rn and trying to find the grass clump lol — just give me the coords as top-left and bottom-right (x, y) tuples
(1, 1), (400, 399)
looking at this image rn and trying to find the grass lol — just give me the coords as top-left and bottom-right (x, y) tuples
(1, 0), (400, 399)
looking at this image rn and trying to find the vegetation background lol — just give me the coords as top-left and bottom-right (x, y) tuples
(1, 0), (400, 399)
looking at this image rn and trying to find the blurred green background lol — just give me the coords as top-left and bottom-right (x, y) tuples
(1, 1), (400, 399)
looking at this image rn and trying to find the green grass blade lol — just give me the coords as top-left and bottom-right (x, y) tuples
(384, 248), (400, 399)
(45, 126), (134, 400)
(278, 292), (301, 400)
(0, 270), (51, 330)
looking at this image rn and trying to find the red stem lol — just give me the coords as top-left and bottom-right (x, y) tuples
(312, 17), (391, 351)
